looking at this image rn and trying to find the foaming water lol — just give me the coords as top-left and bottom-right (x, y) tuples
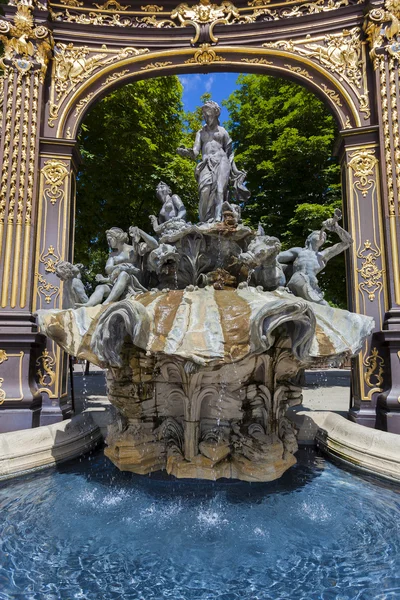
(1, 449), (400, 599)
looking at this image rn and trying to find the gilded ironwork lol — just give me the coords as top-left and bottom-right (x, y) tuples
(74, 92), (95, 117)
(348, 149), (378, 197)
(320, 83), (342, 106)
(357, 241), (384, 302)
(263, 28), (369, 119)
(185, 43), (226, 64)
(284, 63), (313, 78)
(141, 4), (163, 10)
(364, 347), (384, 390)
(170, 0), (240, 43)
(48, 44), (149, 127)
(140, 61), (173, 70)
(365, 0), (400, 60)
(60, 0), (84, 5)
(36, 348), (57, 387)
(40, 245), (60, 273)
(0, 2), (53, 82)
(101, 69), (130, 84)
(48, 0), (364, 31)
(281, 0), (349, 18)
(42, 159), (69, 205)
(0, 350), (9, 364)
(241, 57), (273, 65)
(37, 272), (60, 304)
(93, 0), (130, 10)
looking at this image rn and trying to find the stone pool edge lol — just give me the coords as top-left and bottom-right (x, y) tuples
(296, 411), (400, 483)
(2, 408), (400, 484)
(0, 412), (102, 480)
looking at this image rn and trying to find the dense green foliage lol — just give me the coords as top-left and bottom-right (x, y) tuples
(223, 74), (345, 306)
(75, 76), (197, 281)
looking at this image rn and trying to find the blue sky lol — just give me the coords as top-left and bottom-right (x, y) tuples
(179, 72), (241, 124)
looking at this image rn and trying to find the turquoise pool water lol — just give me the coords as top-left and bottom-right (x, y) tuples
(0, 448), (399, 599)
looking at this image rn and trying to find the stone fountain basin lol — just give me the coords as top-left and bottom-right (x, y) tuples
(37, 286), (373, 369)
(37, 287), (373, 482)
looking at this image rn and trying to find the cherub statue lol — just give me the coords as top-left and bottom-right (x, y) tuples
(150, 181), (186, 229)
(78, 227), (157, 307)
(278, 209), (353, 304)
(55, 260), (89, 308)
(239, 225), (285, 291)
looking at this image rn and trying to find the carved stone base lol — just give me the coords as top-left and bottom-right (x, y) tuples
(102, 346), (302, 482)
(105, 421), (297, 482)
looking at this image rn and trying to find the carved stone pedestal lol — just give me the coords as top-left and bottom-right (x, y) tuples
(0, 314), (46, 433)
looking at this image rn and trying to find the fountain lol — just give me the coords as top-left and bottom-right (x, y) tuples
(38, 100), (373, 482)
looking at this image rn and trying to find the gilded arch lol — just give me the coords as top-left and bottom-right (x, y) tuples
(0, 0), (399, 433)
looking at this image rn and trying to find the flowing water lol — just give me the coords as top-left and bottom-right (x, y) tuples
(1, 448), (399, 600)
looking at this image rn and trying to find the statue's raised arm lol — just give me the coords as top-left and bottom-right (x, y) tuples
(320, 209), (353, 262)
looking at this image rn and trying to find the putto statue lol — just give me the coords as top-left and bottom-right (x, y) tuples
(78, 227), (157, 307)
(177, 100), (250, 222)
(55, 260), (88, 307)
(278, 209), (353, 304)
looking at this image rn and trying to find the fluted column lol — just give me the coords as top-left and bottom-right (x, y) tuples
(0, 1), (54, 431)
(364, 2), (400, 432)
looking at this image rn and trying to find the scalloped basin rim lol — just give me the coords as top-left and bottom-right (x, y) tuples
(37, 287), (374, 367)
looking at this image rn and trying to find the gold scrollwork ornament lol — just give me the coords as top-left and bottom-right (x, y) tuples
(42, 159), (69, 205)
(364, 347), (384, 391)
(348, 149), (378, 197)
(185, 43), (226, 64)
(357, 240), (383, 302)
(171, 0), (240, 43)
(36, 349), (56, 387)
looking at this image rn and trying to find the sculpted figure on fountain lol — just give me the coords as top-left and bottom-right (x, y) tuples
(78, 227), (157, 307)
(239, 224), (286, 291)
(278, 209), (353, 304)
(55, 261), (89, 308)
(151, 181), (187, 225)
(177, 100), (250, 222)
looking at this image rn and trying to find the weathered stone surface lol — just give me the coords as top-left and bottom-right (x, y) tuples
(0, 413), (101, 479)
(38, 283), (373, 482)
(38, 287), (374, 367)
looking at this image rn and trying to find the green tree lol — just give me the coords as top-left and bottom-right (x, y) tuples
(224, 74), (346, 306)
(75, 76), (198, 285)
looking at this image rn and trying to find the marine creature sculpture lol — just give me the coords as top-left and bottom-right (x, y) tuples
(239, 224), (285, 291)
(278, 209), (353, 304)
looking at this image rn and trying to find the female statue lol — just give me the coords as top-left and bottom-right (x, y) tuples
(153, 181), (186, 224)
(177, 101), (250, 222)
(78, 227), (157, 306)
